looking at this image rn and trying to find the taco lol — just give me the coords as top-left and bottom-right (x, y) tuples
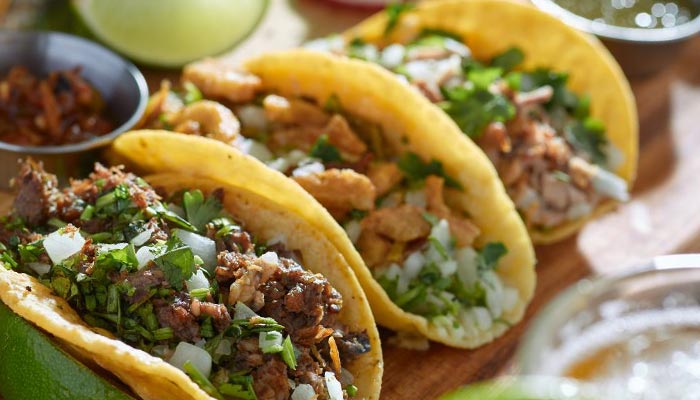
(0, 157), (382, 400)
(305, 0), (638, 243)
(131, 49), (536, 349)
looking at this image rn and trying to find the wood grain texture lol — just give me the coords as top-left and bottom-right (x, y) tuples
(3, 1), (700, 399)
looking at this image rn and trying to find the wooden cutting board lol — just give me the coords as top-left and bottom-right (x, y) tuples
(3, 1), (700, 399)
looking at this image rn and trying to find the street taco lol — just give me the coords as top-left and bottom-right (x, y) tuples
(0, 158), (382, 400)
(305, 0), (638, 243)
(131, 49), (536, 349)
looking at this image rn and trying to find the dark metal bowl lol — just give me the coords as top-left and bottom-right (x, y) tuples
(531, 0), (700, 77)
(0, 31), (148, 189)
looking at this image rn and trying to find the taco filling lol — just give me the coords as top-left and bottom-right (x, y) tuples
(305, 27), (630, 231)
(0, 160), (369, 400)
(139, 59), (520, 338)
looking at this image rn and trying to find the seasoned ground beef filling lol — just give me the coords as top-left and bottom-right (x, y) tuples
(0, 161), (368, 400)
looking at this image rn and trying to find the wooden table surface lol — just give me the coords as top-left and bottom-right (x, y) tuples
(3, 1), (700, 399)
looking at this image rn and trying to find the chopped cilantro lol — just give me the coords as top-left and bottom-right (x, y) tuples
(478, 242), (508, 272)
(565, 117), (608, 165)
(384, 3), (415, 35)
(183, 190), (222, 232)
(490, 47), (524, 72)
(309, 134), (342, 163)
(422, 212), (440, 226)
(439, 86), (515, 139)
(416, 28), (462, 42)
(93, 244), (138, 280)
(348, 209), (368, 221)
(182, 81), (203, 105)
(148, 202), (197, 232)
(219, 375), (256, 400)
(397, 152), (462, 189)
(153, 238), (196, 290)
(183, 361), (224, 400)
(324, 94), (342, 114)
(281, 335), (297, 370)
(346, 385), (359, 397)
(18, 240), (44, 263)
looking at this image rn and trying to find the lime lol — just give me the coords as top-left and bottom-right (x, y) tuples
(72, 0), (268, 67)
(439, 377), (599, 400)
(0, 302), (135, 400)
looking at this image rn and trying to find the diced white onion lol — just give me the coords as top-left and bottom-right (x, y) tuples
(402, 251), (425, 281)
(186, 269), (209, 291)
(194, 339), (206, 349)
(324, 372), (344, 400)
(444, 38), (471, 57)
(43, 228), (85, 265)
(502, 287), (519, 313)
(27, 262), (51, 276)
(259, 251), (279, 265)
(458, 310), (479, 338)
(136, 246), (162, 269)
(482, 270), (504, 319)
(233, 302), (258, 320)
(438, 260), (458, 278)
(130, 228), (153, 246)
(516, 187), (539, 210)
(168, 342), (212, 378)
(173, 229), (217, 272)
(292, 161), (325, 177)
(96, 243), (128, 254)
(268, 157), (290, 172)
(472, 307), (493, 331)
(455, 247), (478, 286)
(343, 220), (362, 244)
(291, 384), (316, 400)
(303, 35), (345, 53)
(384, 263), (402, 281)
(214, 338), (232, 357)
(236, 105), (268, 132)
(259, 331), (283, 353)
(380, 44), (406, 69)
(592, 167), (629, 202)
(430, 219), (451, 249)
(239, 138), (274, 163)
(286, 150), (308, 166)
(404, 189), (426, 208)
(605, 143), (625, 171)
(567, 202), (593, 220)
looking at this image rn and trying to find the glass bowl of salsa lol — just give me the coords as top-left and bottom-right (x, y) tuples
(0, 31), (148, 189)
(531, 0), (700, 76)
(516, 254), (700, 399)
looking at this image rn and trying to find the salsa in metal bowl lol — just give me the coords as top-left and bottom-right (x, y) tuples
(552, 0), (699, 29)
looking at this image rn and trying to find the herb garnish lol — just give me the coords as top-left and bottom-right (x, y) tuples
(397, 152), (462, 189)
(309, 134), (342, 163)
(384, 3), (415, 35)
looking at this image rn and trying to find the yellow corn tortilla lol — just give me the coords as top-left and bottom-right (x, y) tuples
(343, 0), (638, 244)
(0, 167), (382, 399)
(112, 42), (535, 351)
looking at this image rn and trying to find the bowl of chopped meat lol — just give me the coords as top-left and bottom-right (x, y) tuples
(0, 31), (148, 189)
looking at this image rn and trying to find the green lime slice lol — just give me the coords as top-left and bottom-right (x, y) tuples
(72, 0), (268, 67)
(439, 377), (599, 400)
(0, 302), (135, 400)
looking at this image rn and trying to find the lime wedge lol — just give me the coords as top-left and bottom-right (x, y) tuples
(439, 377), (599, 400)
(0, 302), (135, 400)
(72, 0), (268, 67)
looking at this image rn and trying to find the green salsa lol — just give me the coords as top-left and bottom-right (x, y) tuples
(553, 0), (699, 28)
